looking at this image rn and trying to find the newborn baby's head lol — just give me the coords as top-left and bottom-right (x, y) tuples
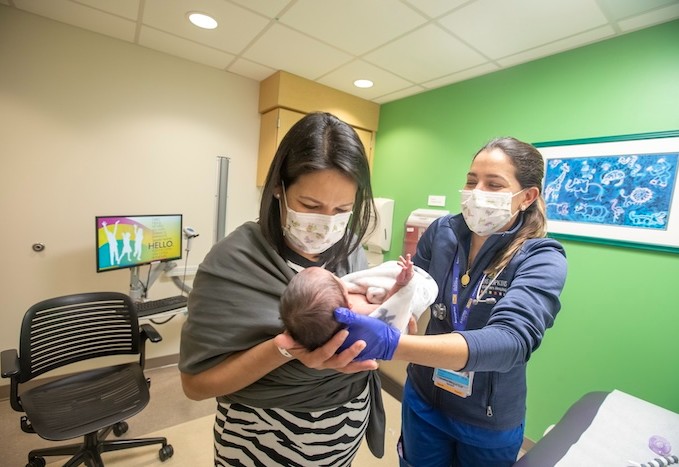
(279, 267), (349, 350)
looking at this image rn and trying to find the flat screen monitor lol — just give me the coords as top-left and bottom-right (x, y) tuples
(96, 214), (183, 273)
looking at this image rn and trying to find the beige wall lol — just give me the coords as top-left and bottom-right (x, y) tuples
(0, 6), (261, 381)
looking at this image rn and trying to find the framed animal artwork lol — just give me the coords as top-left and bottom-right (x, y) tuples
(535, 130), (679, 253)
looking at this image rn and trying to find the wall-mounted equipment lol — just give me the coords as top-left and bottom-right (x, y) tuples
(362, 198), (394, 267)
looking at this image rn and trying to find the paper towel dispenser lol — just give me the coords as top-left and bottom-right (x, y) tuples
(362, 197), (394, 252)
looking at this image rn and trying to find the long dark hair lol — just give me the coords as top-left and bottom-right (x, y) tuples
(259, 112), (375, 271)
(475, 137), (548, 274)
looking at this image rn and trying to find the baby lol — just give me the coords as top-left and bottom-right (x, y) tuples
(280, 255), (414, 351)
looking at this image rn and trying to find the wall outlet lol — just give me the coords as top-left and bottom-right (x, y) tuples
(427, 195), (446, 207)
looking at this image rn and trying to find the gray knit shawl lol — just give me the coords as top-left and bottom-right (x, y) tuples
(179, 221), (385, 457)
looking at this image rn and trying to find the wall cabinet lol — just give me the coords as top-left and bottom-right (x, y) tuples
(256, 108), (305, 186)
(256, 71), (379, 186)
(354, 126), (374, 169)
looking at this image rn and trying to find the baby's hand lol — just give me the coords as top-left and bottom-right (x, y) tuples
(395, 254), (414, 286)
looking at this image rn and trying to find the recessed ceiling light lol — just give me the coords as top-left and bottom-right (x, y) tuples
(187, 12), (218, 30)
(354, 79), (374, 89)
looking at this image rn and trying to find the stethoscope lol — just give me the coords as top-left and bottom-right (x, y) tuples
(431, 260), (506, 322)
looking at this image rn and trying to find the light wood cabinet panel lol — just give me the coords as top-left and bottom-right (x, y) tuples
(257, 71), (380, 186)
(257, 109), (375, 186)
(259, 71), (379, 131)
(354, 127), (374, 170)
(256, 108), (305, 186)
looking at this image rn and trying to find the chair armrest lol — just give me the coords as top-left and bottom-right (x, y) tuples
(140, 323), (163, 343)
(1, 349), (19, 378)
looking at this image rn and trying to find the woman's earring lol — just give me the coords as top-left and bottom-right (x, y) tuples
(274, 193), (280, 199)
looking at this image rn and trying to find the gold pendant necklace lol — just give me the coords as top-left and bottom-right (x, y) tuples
(461, 269), (471, 287)
(461, 248), (473, 287)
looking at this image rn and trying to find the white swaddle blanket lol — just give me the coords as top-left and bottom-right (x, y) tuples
(341, 260), (438, 333)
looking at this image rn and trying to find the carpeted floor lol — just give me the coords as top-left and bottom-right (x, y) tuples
(1, 364), (403, 466)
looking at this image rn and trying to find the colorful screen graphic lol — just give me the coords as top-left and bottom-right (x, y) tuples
(96, 214), (183, 272)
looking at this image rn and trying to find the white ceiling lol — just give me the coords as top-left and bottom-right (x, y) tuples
(4, 0), (679, 104)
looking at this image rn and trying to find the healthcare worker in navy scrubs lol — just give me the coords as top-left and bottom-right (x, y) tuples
(333, 136), (568, 467)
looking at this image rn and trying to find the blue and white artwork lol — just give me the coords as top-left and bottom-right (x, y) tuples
(544, 152), (678, 230)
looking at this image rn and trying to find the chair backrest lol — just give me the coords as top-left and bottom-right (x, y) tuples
(18, 292), (140, 383)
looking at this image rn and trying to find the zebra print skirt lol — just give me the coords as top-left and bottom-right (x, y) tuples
(213, 383), (370, 466)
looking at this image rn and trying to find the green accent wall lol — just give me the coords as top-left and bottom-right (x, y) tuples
(372, 20), (679, 442)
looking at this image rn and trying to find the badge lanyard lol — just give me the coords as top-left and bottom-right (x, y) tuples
(451, 254), (482, 331)
(433, 253), (505, 398)
(450, 254), (505, 330)
(433, 253), (479, 398)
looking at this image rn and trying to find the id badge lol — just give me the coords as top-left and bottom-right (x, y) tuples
(432, 368), (474, 398)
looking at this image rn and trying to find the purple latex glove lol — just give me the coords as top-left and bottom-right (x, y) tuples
(334, 307), (400, 361)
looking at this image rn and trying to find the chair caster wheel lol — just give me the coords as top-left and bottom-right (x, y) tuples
(27, 457), (46, 467)
(113, 421), (129, 436)
(159, 444), (174, 461)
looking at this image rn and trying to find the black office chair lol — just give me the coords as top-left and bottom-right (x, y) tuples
(1, 292), (174, 467)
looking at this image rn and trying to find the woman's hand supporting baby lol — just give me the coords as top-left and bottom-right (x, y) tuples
(273, 330), (379, 373)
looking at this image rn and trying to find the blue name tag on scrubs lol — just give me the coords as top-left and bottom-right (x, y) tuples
(433, 368), (474, 398)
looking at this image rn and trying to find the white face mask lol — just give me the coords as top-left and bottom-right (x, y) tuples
(280, 188), (353, 255)
(461, 189), (523, 237)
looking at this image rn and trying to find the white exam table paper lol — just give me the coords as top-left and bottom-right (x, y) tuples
(555, 390), (679, 467)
